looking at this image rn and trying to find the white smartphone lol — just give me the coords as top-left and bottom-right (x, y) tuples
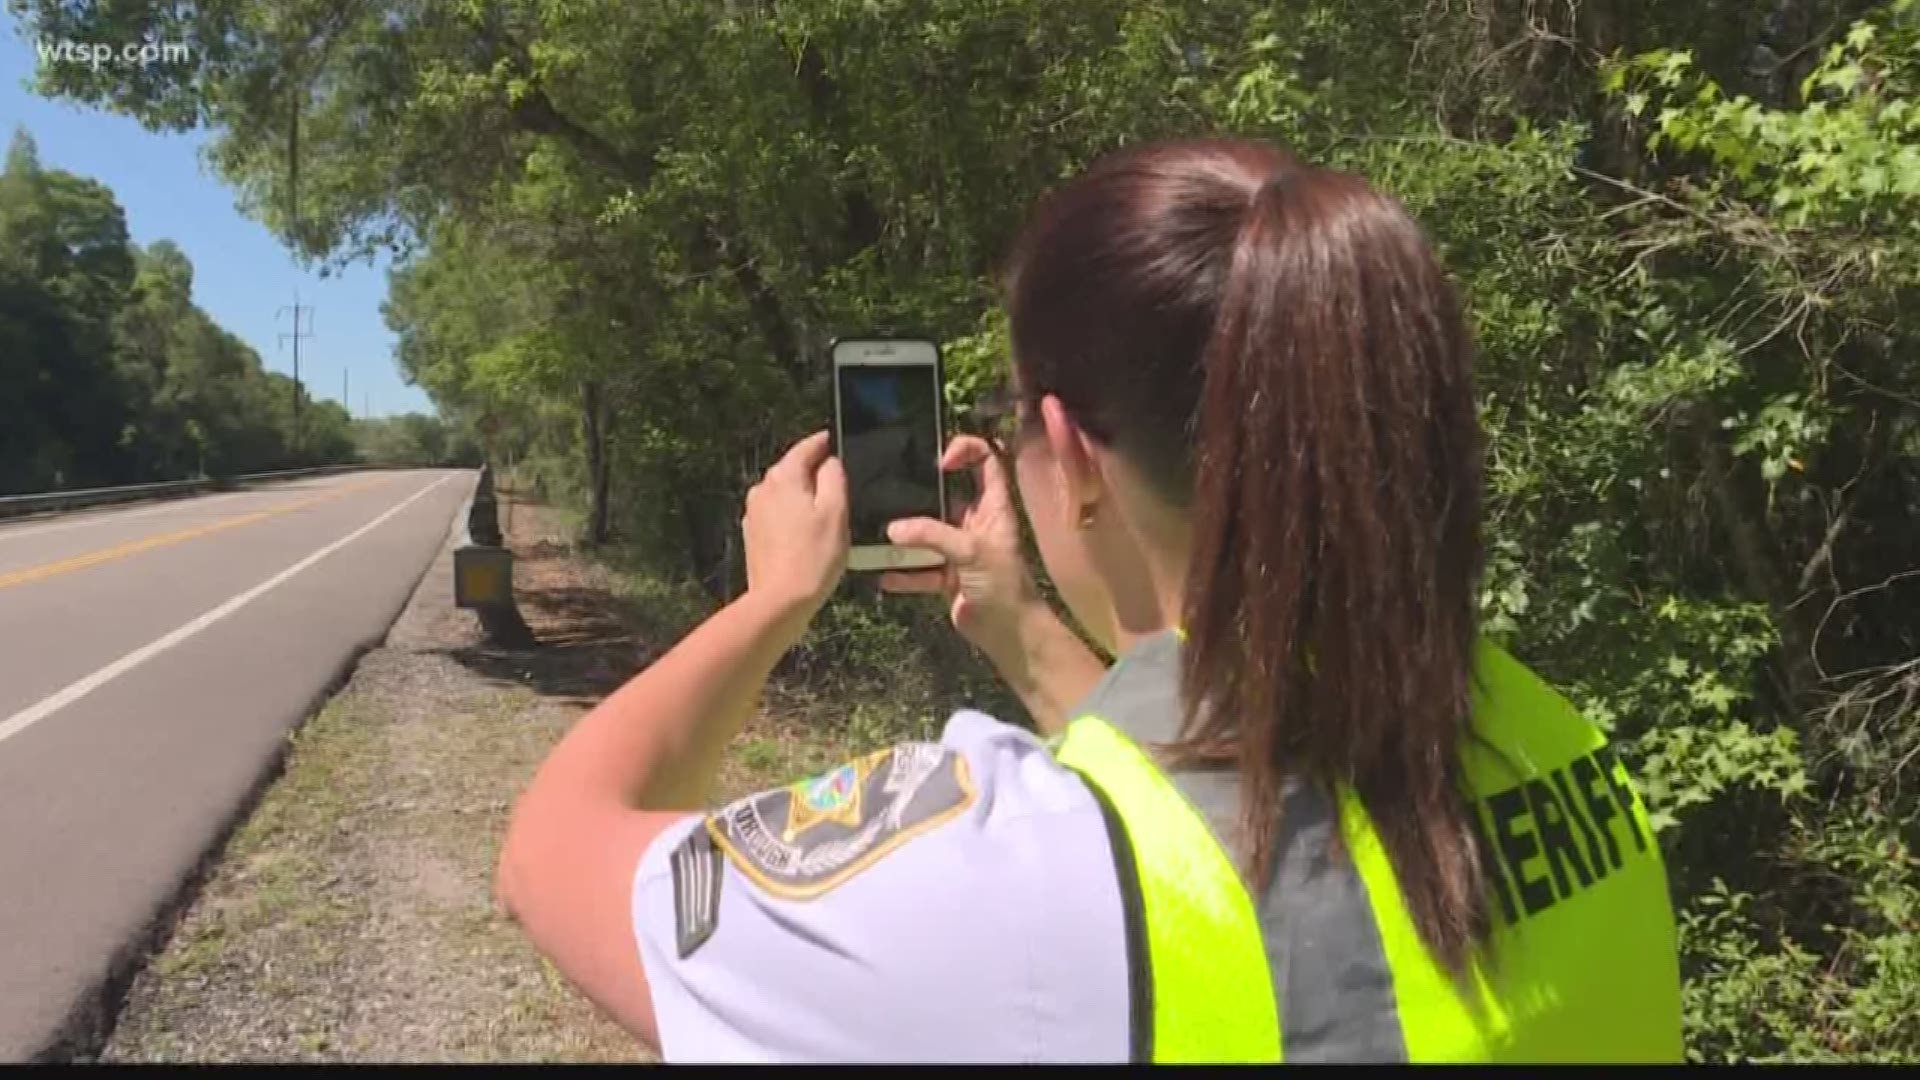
(831, 337), (948, 572)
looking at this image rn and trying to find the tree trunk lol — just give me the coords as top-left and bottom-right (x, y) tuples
(1580, 0), (1648, 184)
(670, 453), (734, 603)
(582, 379), (611, 547)
(1688, 402), (1820, 714)
(687, 220), (811, 391)
(720, 501), (744, 601)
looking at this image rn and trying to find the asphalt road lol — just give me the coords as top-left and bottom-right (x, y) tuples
(0, 469), (474, 1060)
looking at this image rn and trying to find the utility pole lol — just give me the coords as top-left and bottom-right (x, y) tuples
(276, 296), (314, 449)
(343, 367), (350, 414)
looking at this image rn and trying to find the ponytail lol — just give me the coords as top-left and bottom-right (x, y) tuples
(1173, 163), (1489, 973)
(1006, 140), (1491, 975)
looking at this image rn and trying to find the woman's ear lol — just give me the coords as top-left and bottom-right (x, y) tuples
(1038, 393), (1106, 525)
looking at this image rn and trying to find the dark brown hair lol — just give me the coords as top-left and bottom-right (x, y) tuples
(1003, 138), (1490, 973)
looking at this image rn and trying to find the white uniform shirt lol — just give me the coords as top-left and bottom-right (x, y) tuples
(630, 709), (1132, 1062)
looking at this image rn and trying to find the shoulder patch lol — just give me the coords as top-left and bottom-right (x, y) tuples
(706, 743), (975, 900)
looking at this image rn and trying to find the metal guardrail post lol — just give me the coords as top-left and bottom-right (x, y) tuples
(454, 465), (534, 648)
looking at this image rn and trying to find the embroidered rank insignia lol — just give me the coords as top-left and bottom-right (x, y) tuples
(670, 825), (724, 959)
(706, 743), (975, 900)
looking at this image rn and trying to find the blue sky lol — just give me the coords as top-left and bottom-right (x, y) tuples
(0, 16), (433, 418)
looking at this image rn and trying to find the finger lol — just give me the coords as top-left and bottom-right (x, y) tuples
(940, 434), (997, 472)
(879, 570), (947, 595)
(772, 430), (834, 487)
(887, 516), (974, 565)
(814, 454), (847, 518)
(943, 434), (1014, 512)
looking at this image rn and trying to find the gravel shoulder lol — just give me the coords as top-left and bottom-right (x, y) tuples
(102, 498), (658, 1062)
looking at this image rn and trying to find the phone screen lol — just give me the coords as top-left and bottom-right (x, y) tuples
(836, 361), (942, 546)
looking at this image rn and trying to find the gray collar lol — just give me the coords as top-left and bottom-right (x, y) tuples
(1071, 628), (1187, 746)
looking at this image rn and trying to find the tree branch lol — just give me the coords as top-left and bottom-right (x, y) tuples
(1795, 414), (1888, 597)
(1813, 569), (1920, 683)
(508, 89), (656, 190)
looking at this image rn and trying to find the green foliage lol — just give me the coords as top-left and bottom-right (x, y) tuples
(785, 588), (918, 688)
(18, 0), (1920, 1059)
(1682, 813), (1920, 1062)
(1636, 719), (1808, 833)
(351, 412), (479, 466)
(941, 308), (1011, 431)
(0, 127), (366, 491)
(1612, 1), (1920, 232)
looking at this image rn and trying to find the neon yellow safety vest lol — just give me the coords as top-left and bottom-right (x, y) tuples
(1051, 630), (1683, 1063)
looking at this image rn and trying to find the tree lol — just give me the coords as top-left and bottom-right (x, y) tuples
(0, 125), (367, 490)
(0, 127), (135, 489)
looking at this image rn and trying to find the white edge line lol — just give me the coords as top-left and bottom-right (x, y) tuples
(0, 473), (459, 747)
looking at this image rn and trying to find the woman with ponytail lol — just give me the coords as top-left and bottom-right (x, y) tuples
(499, 138), (1683, 1063)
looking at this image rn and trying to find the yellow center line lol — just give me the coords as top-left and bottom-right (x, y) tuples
(0, 477), (397, 592)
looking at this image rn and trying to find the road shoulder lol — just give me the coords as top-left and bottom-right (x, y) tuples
(101, 499), (647, 1062)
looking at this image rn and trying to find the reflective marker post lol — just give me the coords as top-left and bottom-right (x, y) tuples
(454, 545), (514, 608)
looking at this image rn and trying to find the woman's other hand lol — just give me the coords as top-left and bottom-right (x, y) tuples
(881, 435), (1041, 662)
(743, 430), (848, 620)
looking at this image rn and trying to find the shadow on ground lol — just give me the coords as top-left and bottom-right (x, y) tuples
(440, 548), (657, 706)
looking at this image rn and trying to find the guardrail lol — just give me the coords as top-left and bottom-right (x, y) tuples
(0, 463), (405, 521)
(0, 478), (214, 520)
(227, 463), (383, 484)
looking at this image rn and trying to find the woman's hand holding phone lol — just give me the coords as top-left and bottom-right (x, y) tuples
(880, 435), (1042, 663)
(742, 430), (849, 623)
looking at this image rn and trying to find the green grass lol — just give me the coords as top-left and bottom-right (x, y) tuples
(737, 737), (784, 776)
(110, 678), (637, 1062)
(151, 920), (229, 979)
